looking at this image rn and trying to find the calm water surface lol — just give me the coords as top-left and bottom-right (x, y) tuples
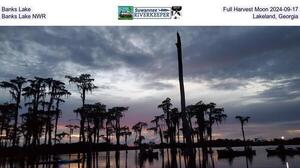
(1, 146), (299, 168)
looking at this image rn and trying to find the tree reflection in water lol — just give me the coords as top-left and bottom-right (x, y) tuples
(2, 147), (299, 168)
(0, 148), (216, 168)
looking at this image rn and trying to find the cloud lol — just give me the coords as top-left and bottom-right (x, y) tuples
(1, 27), (300, 82)
(183, 27), (300, 81)
(287, 129), (300, 136)
(141, 81), (175, 90)
(255, 78), (300, 101)
(209, 78), (248, 90)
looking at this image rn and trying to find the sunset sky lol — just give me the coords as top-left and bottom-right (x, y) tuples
(0, 27), (300, 142)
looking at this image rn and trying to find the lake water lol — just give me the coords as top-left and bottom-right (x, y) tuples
(1, 146), (299, 168)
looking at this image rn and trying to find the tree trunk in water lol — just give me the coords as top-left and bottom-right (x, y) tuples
(47, 87), (55, 146)
(69, 129), (72, 144)
(242, 125), (245, 142)
(94, 126), (97, 144)
(159, 127), (164, 144)
(47, 116), (52, 145)
(134, 132), (138, 144)
(209, 115), (213, 142)
(80, 117), (85, 143)
(177, 124), (180, 144)
(209, 117), (213, 152)
(0, 124), (3, 147)
(188, 116), (194, 143)
(199, 113), (205, 146)
(80, 89), (86, 143)
(138, 131), (141, 146)
(87, 120), (92, 143)
(241, 124), (246, 148)
(106, 123), (110, 144)
(116, 120), (120, 146)
(53, 114), (59, 144)
(54, 101), (61, 145)
(44, 119), (48, 144)
(12, 97), (20, 147)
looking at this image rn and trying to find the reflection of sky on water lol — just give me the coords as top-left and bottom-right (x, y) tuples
(4, 146), (299, 168)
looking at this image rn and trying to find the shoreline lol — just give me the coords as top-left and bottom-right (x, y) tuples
(1, 139), (300, 157)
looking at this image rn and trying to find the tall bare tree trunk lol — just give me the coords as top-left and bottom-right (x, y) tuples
(176, 32), (195, 167)
(176, 32), (192, 145)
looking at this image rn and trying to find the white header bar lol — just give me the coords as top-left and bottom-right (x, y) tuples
(0, 0), (299, 26)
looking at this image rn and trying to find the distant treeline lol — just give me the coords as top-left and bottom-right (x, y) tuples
(0, 74), (256, 151)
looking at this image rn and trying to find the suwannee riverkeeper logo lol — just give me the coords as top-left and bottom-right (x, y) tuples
(118, 6), (182, 20)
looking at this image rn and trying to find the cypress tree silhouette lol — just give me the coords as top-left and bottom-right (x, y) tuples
(132, 121), (147, 146)
(18, 77), (70, 146)
(65, 124), (79, 144)
(0, 103), (16, 147)
(80, 103), (105, 143)
(236, 116), (250, 143)
(158, 97), (174, 144)
(65, 74), (98, 143)
(89, 102), (106, 143)
(108, 106), (128, 146)
(120, 126), (131, 145)
(170, 108), (181, 144)
(0, 76), (26, 146)
(150, 115), (164, 144)
(206, 102), (226, 152)
(44, 78), (70, 145)
(187, 101), (208, 144)
(104, 110), (114, 144)
(22, 77), (48, 146)
(53, 80), (70, 145)
(206, 103), (226, 143)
